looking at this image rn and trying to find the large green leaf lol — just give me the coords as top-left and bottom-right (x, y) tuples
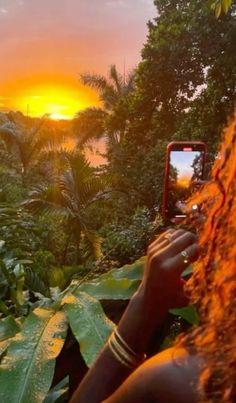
(60, 257), (145, 301)
(78, 277), (140, 300)
(0, 308), (68, 403)
(63, 292), (114, 367)
(169, 305), (199, 325)
(99, 257), (145, 281)
(0, 316), (21, 342)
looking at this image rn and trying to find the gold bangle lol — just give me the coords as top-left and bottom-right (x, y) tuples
(110, 334), (140, 368)
(108, 329), (146, 370)
(114, 328), (140, 359)
(108, 337), (136, 369)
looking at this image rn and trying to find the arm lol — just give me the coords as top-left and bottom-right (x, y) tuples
(104, 348), (201, 403)
(70, 229), (199, 403)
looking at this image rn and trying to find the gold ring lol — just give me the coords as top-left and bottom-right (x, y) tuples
(181, 250), (190, 265)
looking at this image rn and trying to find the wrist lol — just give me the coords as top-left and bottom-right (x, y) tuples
(136, 283), (170, 315)
(117, 284), (169, 354)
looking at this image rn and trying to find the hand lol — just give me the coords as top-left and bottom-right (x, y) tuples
(141, 229), (199, 310)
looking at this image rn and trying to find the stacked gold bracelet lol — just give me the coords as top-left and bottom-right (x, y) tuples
(108, 328), (146, 370)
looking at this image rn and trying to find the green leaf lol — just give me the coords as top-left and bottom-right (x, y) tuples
(43, 376), (69, 403)
(169, 305), (199, 325)
(0, 240), (5, 250)
(0, 339), (11, 359)
(215, 2), (222, 17)
(0, 260), (12, 284)
(60, 257), (145, 301)
(0, 316), (21, 342)
(78, 277), (140, 300)
(0, 300), (11, 316)
(181, 265), (193, 277)
(222, 0), (232, 13)
(25, 269), (49, 297)
(0, 308), (68, 403)
(99, 257), (145, 281)
(159, 335), (173, 352)
(48, 267), (67, 290)
(63, 292), (115, 367)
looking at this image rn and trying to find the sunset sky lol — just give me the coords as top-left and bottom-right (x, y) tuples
(0, 0), (155, 119)
(170, 151), (201, 187)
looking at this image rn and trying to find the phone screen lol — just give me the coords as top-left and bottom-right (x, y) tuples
(167, 149), (205, 217)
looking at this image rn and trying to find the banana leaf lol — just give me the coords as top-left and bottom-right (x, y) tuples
(0, 307), (68, 403)
(99, 257), (145, 281)
(60, 257), (145, 300)
(63, 292), (114, 367)
(78, 277), (140, 300)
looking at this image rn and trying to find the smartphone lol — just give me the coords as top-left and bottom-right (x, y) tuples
(162, 141), (206, 222)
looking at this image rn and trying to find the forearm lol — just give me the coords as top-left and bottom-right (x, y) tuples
(70, 285), (169, 403)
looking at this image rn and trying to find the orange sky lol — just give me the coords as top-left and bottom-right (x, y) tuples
(0, 0), (155, 119)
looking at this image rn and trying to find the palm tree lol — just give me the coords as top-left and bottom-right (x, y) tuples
(23, 150), (111, 263)
(0, 112), (65, 185)
(74, 65), (135, 148)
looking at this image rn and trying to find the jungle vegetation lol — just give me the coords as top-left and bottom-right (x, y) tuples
(0, 1), (236, 401)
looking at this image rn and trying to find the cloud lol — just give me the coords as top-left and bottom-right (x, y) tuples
(0, 8), (8, 14)
(106, 0), (130, 9)
(139, 0), (154, 5)
(0, 0), (24, 15)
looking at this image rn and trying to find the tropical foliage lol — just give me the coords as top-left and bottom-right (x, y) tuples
(24, 150), (110, 263)
(0, 256), (197, 403)
(74, 65), (135, 153)
(0, 0), (236, 401)
(211, 0), (233, 16)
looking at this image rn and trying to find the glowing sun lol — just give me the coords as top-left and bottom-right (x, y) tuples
(18, 85), (90, 119)
(3, 77), (100, 120)
(177, 176), (191, 188)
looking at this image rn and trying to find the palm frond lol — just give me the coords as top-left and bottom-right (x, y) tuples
(59, 152), (97, 208)
(0, 124), (21, 151)
(24, 269), (50, 297)
(82, 230), (102, 261)
(23, 184), (69, 217)
(80, 73), (109, 92)
(124, 70), (136, 95)
(109, 64), (123, 94)
(74, 107), (107, 146)
(66, 151), (92, 178)
(102, 86), (119, 110)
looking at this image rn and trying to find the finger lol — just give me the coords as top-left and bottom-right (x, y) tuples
(168, 229), (187, 242)
(155, 228), (175, 244)
(166, 231), (197, 258)
(148, 229), (190, 257)
(147, 229), (174, 254)
(168, 243), (199, 275)
(149, 229), (185, 254)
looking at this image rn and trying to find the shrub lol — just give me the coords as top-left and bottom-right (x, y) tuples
(100, 207), (162, 266)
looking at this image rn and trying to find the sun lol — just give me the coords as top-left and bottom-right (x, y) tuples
(3, 77), (100, 119)
(177, 176), (191, 188)
(49, 113), (71, 121)
(19, 85), (87, 119)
